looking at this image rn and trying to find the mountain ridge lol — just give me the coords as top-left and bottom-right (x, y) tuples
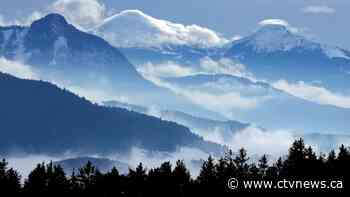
(0, 72), (222, 155)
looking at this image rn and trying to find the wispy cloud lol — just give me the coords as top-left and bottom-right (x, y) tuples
(0, 0), (106, 29)
(142, 77), (268, 114)
(138, 62), (194, 78)
(258, 19), (290, 27)
(302, 5), (336, 15)
(94, 9), (229, 48)
(0, 58), (130, 104)
(50, 0), (106, 30)
(138, 57), (255, 80)
(273, 80), (350, 108)
(137, 58), (271, 113)
(198, 57), (256, 81)
(228, 126), (295, 157)
(0, 58), (39, 79)
(0, 11), (43, 26)
(258, 18), (300, 33)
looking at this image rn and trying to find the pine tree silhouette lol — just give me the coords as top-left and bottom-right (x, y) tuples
(0, 159), (21, 195)
(2, 139), (350, 195)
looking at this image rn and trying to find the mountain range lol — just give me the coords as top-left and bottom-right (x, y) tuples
(103, 100), (250, 145)
(94, 10), (350, 94)
(162, 74), (350, 133)
(0, 72), (222, 155)
(103, 100), (350, 152)
(225, 24), (350, 93)
(0, 13), (219, 118)
(90, 10), (350, 134)
(1, 12), (350, 159)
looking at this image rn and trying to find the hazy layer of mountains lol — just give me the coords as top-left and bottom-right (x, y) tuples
(91, 10), (350, 134)
(162, 74), (350, 133)
(97, 10), (350, 94)
(103, 100), (250, 143)
(1, 12), (350, 159)
(0, 14), (216, 117)
(0, 72), (221, 155)
(104, 100), (350, 153)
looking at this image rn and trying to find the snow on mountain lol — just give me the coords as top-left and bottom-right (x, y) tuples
(321, 45), (349, 59)
(244, 25), (313, 53)
(230, 19), (349, 60)
(0, 13), (146, 86)
(0, 14), (232, 123)
(93, 10), (229, 49)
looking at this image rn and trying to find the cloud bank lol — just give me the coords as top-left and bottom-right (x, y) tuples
(273, 80), (350, 108)
(228, 126), (294, 157)
(94, 10), (229, 48)
(138, 62), (194, 78)
(137, 58), (270, 113)
(50, 0), (106, 29)
(142, 76), (266, 114)
(138, 57), (255, 80)
(0, 58), (130, 104)
(0, 58), (39, 79)
(0, 0), (106, 29)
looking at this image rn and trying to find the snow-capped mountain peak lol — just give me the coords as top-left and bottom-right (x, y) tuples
(229, 20), (349, 60)
(93, 9), (229, 49)
(244, 23), (314, 53)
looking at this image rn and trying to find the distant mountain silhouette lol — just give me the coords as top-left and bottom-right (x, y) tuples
(163, 74), (350, 133)
(0, 72), (222, 155)
(103, 100), (249, 143)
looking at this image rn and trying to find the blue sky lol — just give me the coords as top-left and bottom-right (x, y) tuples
(1, 0), (350, 49)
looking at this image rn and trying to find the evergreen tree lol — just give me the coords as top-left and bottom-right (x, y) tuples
(223, 149), (237, 177)
(0, 159), (21, 195)
(234, 148), (249, 178)
(326, 150), (337, 176)
(197, 156), (216, 185)
(283, 138), (306, 176)
(173, 160), (190, 185)
(46, 162), (69, 195)
(6, 168), (21, 192)
(127, 163), (147, 197)
(69, 169), (81, 195)
(24, 163), (48, 195)
(249, 164), (260, 178)
(258, 154), (268, 178)
(104, 167), (121, 196)
(336, 144), (350, 178)
(0, 159), (8, 186)
(77, 161), (99, 192)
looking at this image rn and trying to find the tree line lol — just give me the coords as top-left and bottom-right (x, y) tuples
(0, 138), (349, 195)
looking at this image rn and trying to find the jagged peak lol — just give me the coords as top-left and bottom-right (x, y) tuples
(29, 13), (71, 36)
(32, 13), (68, 27)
